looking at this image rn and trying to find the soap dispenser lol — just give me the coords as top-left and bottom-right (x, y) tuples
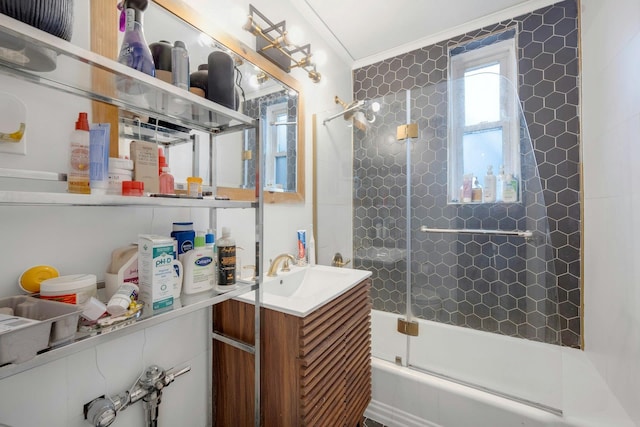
(483, 165), (496, 203)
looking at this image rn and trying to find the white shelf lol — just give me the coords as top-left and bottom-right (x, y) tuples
(0, 13), (255, 134)
(0, 190), (256, 208)
(0, 281), (258, 380)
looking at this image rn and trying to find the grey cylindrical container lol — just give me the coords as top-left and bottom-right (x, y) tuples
(171, 41), (189, 90)
(207, 51), (236, 110)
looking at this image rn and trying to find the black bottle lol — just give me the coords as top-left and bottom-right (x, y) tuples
(207, 51), (235, 110)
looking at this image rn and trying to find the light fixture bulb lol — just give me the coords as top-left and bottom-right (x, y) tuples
(287, 25), (305, 46)
(313, 50), (328, 67)
(371, 102), (381, 112)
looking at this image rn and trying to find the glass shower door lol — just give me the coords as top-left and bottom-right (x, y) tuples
(406, 77), (563, 413)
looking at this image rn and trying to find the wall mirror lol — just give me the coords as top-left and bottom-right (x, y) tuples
(92, 0), (305, 203)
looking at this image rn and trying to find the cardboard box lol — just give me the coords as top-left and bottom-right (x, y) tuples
(130, 140), (159, 194)
(138, 234), (175, 310)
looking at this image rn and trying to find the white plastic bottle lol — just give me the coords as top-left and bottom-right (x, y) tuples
(496, 165), (505, 202)
(308, 224), (316, 267)
(217, 227), (236, 287)
(483, 165), (496, 203)
(182, 231), (214, 294)
(503, 173), (518, 202)
(68, 112), (90, 194)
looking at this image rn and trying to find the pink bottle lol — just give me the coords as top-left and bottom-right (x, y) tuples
(159, 166), (175, 194)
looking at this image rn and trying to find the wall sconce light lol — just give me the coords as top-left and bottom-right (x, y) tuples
(243, 4), (321, 83)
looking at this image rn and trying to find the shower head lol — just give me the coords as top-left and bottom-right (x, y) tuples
(322, 95), (377, 129)
(334, 95), (360, 120)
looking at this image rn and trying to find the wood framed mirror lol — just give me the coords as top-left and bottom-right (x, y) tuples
(90, 0), (305, 203)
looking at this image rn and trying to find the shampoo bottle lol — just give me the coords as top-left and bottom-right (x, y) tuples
(503, 173), (518, 202)
(483, 165), (496, 203)
(471, 176), (483, 202)
(496, 165), (505, 202)
(217, 227), (236, 287)
(182, 231), (214, 295)
(68, 112), (90, 194)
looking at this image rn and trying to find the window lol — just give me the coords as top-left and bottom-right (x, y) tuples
(447, 31), (520, 203)
(265, 102), (289, 191)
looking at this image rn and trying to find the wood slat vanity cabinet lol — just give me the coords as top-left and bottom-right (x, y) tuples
(212, 278), (372, 426)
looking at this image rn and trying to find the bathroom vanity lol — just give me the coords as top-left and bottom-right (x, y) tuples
(212, 275), (372, 426)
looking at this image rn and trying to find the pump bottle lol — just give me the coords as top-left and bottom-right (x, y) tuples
(182, 231), (214, 295)
(483, 165), (496, 203)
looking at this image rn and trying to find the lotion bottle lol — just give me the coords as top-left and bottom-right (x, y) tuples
(496, 165), (505, 202)
(483, 165), (496, 203)
(68, 112), (90, 194)
(182, 231), (214, 294)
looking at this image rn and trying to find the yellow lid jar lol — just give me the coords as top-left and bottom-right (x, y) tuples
(186, 176), (203, 197)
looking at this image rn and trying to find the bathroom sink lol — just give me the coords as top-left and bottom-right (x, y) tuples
(236, 265), (371, 317)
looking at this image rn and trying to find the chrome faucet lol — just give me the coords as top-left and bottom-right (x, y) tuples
(267, 253), (296, 277)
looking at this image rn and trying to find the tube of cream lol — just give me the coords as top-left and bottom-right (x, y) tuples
(89, 123), (111, 195)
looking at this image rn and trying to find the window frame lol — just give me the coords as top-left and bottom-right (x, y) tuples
(447, 36), (520, 204)
(264, 102), (289, 190)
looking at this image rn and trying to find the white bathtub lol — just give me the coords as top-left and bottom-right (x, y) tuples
(365, 310), (634, 427)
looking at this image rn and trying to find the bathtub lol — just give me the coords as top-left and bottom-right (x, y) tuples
(365, 310), (634, 427)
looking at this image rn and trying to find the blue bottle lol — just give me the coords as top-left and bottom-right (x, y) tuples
(117, 0), (155, 77)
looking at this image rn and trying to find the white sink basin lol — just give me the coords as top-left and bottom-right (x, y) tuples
(236, 265), (372, 317)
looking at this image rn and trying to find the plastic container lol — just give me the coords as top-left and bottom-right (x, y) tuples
(483, 165), (496, 203)
(108, 167), (133, 195)
(122, 180), (144, 196)
(182, 231), (214, 295)
(68, 112), (90, 194)
(171, 222), (195, 260)
(217, 227), (236, 287)
(159, 166), (175, 194)
(117, 0), (155, 78)
(105, 244), (138, 300)
(0, 295), (82, 364)
(107, 283), (139, 317)
(89, 123), (111, 195)
(186, 176), (203, 197)
(40, 274), (97, 307)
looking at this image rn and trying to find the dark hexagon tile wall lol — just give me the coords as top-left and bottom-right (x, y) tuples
(352, 0), (580, 347)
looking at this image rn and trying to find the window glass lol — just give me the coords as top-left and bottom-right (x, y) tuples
(462, 128), (502, 187)
(464, 64), (500, 126)
(447, 31), (519, 204)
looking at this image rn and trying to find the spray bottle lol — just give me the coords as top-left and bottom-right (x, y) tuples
(117, 0), (155, 77)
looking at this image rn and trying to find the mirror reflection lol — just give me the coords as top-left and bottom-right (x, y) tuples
(124, 1), (302, 199)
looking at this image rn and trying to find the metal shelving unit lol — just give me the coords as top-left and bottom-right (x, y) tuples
(0, 13), (263, 424)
